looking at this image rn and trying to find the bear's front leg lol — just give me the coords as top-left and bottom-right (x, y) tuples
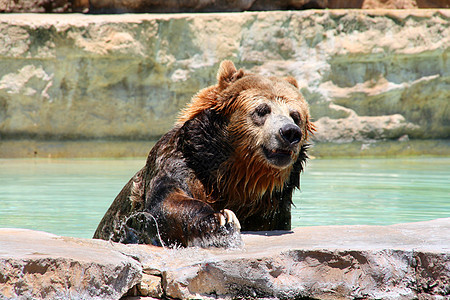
(155, 190), (242, 248)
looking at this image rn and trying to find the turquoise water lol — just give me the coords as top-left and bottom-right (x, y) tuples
(293, 157), (450, 227)
(0, 157), (449, 238)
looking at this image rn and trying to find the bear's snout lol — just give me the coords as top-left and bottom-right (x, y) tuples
(261, 117), (303, 168)
(279, 123), (302, 146)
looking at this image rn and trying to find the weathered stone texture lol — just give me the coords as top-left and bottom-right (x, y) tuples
(0, 229), (142, 300)
(0, 10), (448, 143)
(0, 0), (75, 13)
(1, 0), (448, 13)
(145, 218), (450, 299)
(1, 219), (449, 299)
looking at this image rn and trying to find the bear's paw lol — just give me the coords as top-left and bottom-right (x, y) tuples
(190, 209), (242, 248)
(217, 209), (241, 230)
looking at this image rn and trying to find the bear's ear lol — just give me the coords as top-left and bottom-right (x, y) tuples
(217, 60), (244, 90)
(284, 76), (299, 88)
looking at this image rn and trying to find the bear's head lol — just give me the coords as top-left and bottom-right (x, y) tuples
(180, 60), (313, 169)
(178, 60), (314, 214)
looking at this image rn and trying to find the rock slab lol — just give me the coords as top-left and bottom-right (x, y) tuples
(1, 218), (449, 299)
(1, 0), (448, 13)
(0, 10), (449, 144)
(0, 229), (142, 300)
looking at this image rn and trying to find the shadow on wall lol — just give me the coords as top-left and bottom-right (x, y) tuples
(1, 0), (449, 13)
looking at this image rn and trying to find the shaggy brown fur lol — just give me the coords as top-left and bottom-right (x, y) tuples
(93, 60), (314, 247)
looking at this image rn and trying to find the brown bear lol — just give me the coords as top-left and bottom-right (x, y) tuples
(93, 60), (314, 247)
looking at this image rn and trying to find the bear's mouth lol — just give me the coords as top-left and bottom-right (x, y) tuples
(262, 146), (293, 167)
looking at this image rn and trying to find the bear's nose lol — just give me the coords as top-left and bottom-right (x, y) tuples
(279, 124), (302, 145)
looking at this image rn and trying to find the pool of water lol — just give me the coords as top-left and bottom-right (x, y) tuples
(0, 157), (449, 238)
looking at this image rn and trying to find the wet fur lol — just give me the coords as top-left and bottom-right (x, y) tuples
(93, 61), (313, 247)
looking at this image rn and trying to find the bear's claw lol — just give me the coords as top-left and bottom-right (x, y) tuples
(218, 209), (241, 230)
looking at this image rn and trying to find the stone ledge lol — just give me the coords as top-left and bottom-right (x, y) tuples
(0, 229), (143, 299)
(1, 218), (449, 299)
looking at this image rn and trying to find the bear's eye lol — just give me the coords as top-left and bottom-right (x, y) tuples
(251, 103), (271, 126)
(255, 103), (271, 117)
(290, 111), (301, 125)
